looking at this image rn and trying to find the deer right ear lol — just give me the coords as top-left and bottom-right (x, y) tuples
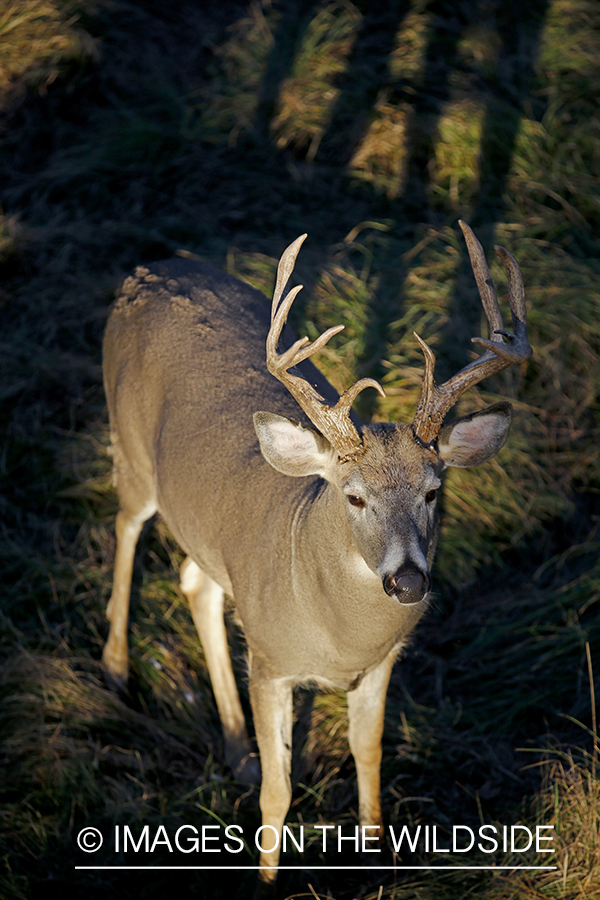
(253, 412), (334, 478)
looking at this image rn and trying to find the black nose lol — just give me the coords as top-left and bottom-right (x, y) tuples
(383, 566), (429, 604)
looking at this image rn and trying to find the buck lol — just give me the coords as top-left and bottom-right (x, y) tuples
(102, 221), (531, 890)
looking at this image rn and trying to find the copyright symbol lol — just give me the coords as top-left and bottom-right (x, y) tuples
(77, 827), (103, 852)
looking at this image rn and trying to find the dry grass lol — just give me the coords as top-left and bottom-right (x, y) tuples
(0, 0), (96, 104)
(271, 0), (362, 159)
(496, 753), (600, 900)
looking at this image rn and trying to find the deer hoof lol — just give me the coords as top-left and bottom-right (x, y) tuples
(102, 643), (129, 692)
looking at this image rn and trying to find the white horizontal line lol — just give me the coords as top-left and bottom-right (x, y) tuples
(75, 865), (558, 871)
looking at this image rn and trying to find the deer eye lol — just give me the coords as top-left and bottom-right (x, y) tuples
(347, 494), (365, 509)
(425, 489), (437, 504)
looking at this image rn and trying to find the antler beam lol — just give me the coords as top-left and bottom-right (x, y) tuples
(411, 221), (532, 445)
(266, 235), (385, 460)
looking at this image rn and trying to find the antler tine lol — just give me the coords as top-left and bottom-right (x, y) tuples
(333, 377), (386, 421)
(266, 235), (385, 459)
(459, 220), (504, 342)
(411, 333), (440, 441)
(471, 244), (528, 361)
(271, 233), (307, 319)
(412, 222), (532, 446)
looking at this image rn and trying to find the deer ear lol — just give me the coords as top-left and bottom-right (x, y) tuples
(253, 412), (333, 478)
(438, 402), (512, 468)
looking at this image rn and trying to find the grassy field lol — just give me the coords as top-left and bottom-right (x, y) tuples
(0, 0), (599, 898)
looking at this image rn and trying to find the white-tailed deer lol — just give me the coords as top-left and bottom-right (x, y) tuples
(102, 221), (531, 890)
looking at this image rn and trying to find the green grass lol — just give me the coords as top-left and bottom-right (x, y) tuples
(0, 0), (599, 898)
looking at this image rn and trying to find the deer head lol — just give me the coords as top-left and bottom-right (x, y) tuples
(254, 223), (531, 604)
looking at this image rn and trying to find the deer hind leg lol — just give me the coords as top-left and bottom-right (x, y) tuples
(103, 500), (156, 687)
(180, 557), (258, 783)
(347, 648), (398, 845)
(248, 675), (293, 890)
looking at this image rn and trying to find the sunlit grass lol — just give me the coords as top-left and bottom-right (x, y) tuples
(387, 0), (431, 84)
(349, 98), (411, 198)
(429, 100), (484, 211)
(270, 0), (361, 159)
(0, 0), (96, 103)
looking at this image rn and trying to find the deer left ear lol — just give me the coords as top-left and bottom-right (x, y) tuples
(438, 402), (512, 468)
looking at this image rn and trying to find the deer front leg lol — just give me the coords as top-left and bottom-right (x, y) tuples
(248, 674), (293, 892)
(347, 649), (398, 843)
(180, 558), (258, 783)
(103, 507), (151, 686)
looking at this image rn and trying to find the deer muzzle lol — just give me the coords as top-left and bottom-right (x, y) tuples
(383, 566), (430, 605)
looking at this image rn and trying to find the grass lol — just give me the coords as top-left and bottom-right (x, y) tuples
(270, 0), (363, 159)
(0, 0), (599, 898)
(0, 0), (97, 106)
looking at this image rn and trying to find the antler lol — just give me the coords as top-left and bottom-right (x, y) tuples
(266, 234), (385, 460)
(411, 220), (532, 445)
